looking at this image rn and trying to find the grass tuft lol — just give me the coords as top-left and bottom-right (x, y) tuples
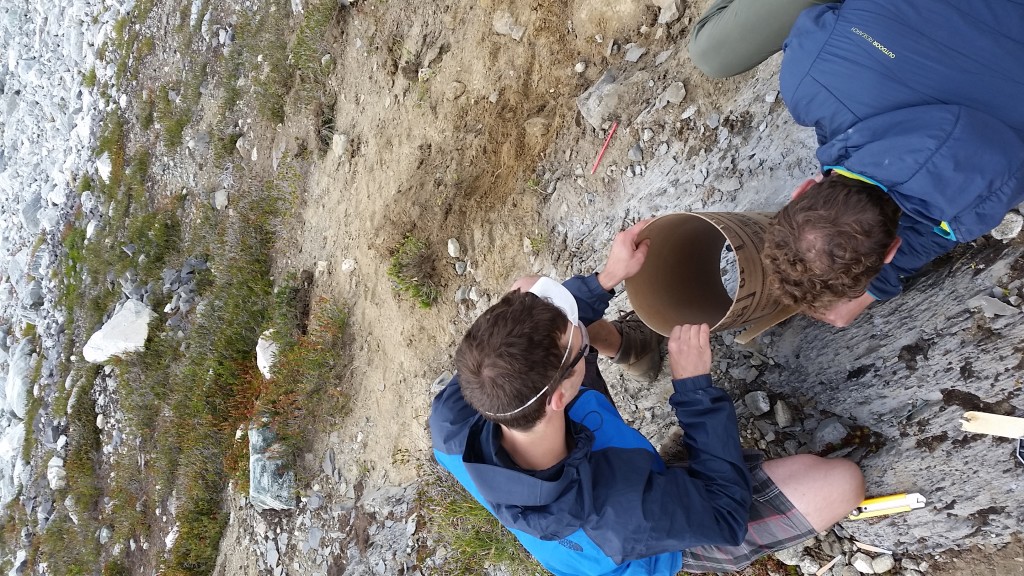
(419, 464), (542, 575)
(289, 0), (339, 106)
(387, 235), (440, 308)
(235, 3), (291, 123)
(82, 67), (98, 89)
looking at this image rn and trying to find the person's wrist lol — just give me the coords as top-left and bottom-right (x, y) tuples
(672, 368), (706, 380)
(671, 373), (713, 392)
(596, 270), (622, 291)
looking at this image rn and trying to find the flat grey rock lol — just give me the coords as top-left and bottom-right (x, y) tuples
(966, 294), (1019, 317)
(628, 144), (643, 162)
(744, 391), (771, 416)
(624, 44), (646, 63)
(812, 417), (849, 452)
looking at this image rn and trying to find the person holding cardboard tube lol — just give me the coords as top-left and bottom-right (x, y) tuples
(429, 222), (863, 574)
(689, 0), (1024, 327)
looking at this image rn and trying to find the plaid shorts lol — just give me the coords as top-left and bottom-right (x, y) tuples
(680, 451), (817, 574)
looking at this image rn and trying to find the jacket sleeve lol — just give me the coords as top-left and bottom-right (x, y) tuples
(562, 274), (614, 326)
(656, 374), (752, 547)
(590, 374), (752, 560)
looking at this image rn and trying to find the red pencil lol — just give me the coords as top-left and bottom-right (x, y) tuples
(590, 120), (619, 175)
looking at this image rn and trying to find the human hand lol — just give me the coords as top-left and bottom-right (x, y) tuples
(597, 219), (653, 291)
(668, 324), (712, 380)
(805, 292), (875, 328)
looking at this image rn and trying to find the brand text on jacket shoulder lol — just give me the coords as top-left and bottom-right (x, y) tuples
(850, 27), (896, 59)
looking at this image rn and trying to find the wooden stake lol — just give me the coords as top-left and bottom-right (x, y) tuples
(854, 541), (892, 555)
(960, 411), (1024, 439)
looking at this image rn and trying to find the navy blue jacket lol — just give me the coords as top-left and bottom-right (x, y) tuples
(780, 0), (1024, 299)
(429, 275), (752, 575)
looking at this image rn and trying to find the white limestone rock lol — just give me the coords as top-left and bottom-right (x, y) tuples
(872, 554), (895, 574)
(447, 238), (461, 258)
(256, 330), (278, 379)
(8, 549), (26, 576)
(655, 0), (681, 24)
(213, 188), (229, 210)
(46, 456), (66, 490)
(95, 152), (112, 182)
(0, 421), (25, 505)
(492, 11), (525, 41)
(82, 299), (154, 363)
(990, 210), (1023, 240)
(5, 339), (33, 419)
(851, 552), (875, 573)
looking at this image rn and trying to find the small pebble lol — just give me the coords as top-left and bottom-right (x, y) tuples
(872, 554), (895, 574)
(447, 238), (461, 258)
(628, 144), (643, 162)
(744, 391), (771, 416)
(624, 44), (646, 62)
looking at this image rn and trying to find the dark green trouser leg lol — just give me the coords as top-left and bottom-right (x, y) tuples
(688, 0), (832, 78)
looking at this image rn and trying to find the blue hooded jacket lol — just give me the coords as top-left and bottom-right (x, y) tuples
(429, 275), (752, 575)
(780, 0), (1024, 299)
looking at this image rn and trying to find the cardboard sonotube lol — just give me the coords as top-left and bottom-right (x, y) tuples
(624, 212), (797, 344)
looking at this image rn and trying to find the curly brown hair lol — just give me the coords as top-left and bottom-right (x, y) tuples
(455, 289), (569, 430)
(762, 173), (901, 313)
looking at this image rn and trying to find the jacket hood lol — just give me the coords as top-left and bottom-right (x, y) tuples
(462, 417), (594, 539)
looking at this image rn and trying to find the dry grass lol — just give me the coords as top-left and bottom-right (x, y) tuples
(418, 463), (542, 575)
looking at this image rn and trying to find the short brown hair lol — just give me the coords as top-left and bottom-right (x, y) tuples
(763, 173), (901, 313)
(455, 290), (568, 430)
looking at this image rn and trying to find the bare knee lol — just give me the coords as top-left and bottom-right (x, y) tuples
(805, 456), (864, 530)
(827, 457), (865, 506)
(763, 454), (864, 532)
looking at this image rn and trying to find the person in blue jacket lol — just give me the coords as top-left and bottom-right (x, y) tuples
(429, 221), (864, 575)
(690, 0), (1024, 327)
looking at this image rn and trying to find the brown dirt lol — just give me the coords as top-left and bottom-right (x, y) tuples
(265, 0), (756, 488)
(218, 0), (1024, 573)
(269, 0), (694, 488)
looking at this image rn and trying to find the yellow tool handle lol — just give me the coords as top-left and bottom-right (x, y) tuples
(848, 505), (912, 520)
(858, 493), (909, 509)
(848, 492), (925, 520)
